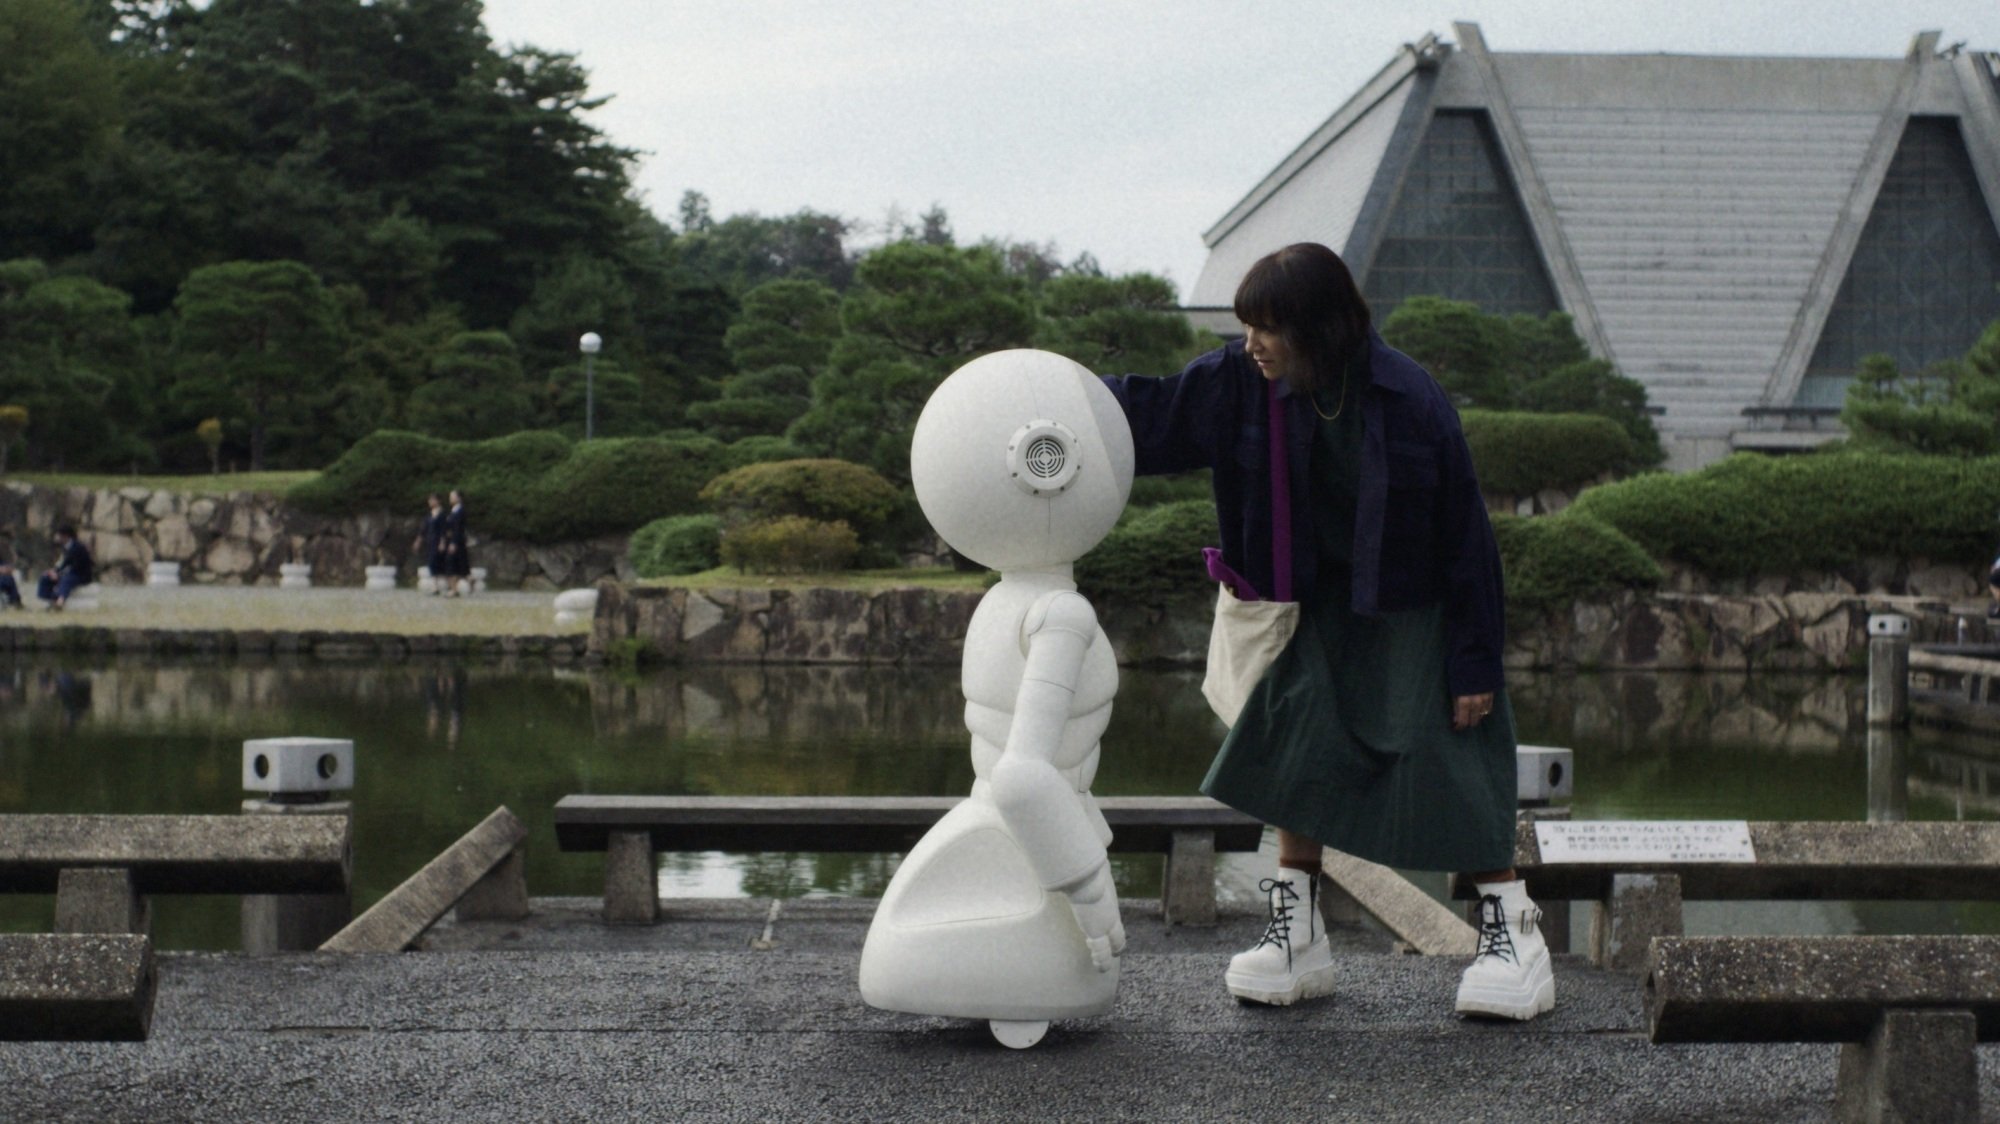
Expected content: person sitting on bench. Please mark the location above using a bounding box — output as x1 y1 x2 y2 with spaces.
0 539 23 609
37 525 93 611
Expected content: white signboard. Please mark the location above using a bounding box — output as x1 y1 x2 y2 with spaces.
1534 820 1756 865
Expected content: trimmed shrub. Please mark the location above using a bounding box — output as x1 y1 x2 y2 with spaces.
724 435 809 468
699 458 902 538
1076 499 1218 606
629 514 724 578
720 516 859 573
1570 449 2000 579
526 436 733 541
289 430 733 543
1461 410 1640 497
1492 511 1661 613
1127 469 1212 508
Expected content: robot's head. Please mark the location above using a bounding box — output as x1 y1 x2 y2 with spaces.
910 350 1134 571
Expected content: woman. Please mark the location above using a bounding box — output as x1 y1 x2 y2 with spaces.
1101 243 1552 1020
412 493 446 594
440 489 472 596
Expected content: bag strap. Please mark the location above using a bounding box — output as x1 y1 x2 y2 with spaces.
1267 380 1293 603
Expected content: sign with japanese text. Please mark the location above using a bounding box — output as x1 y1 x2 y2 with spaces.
1534 820 1756 864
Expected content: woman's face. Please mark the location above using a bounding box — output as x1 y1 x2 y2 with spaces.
1243 324 1293 382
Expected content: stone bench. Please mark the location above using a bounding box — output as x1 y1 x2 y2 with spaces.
1648 935 2000 1123
0 933 156 1041
553 794 1264 926
0 813 352 934
1450 820 2000 969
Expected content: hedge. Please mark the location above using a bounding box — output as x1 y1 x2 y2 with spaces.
1460 410 1640 497
1075 499 1218 606
628 514 723 578
289 429 785 543
720 516 860 573
1491 511 1661 612
1568 449 2000 578
699 458 902 538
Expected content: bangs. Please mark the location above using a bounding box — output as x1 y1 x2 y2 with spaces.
1232 256 1304 330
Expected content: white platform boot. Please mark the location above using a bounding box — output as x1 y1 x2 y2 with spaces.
1455 878 1555 1020
1225 865 1335 1005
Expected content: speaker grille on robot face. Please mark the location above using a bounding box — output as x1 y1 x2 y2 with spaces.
1025 436 1066 478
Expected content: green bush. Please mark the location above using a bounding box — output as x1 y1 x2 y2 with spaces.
1492 511 1662 613
699 458 902 537
1461 410 1642 497
1127 470 1211 508
723 435 809 468
720 516 859 573
1569 449 2000 578
629 514 724 578
289 429 732 543
1076 499 1218 605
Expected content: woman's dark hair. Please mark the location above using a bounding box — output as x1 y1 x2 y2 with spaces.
1232 243 1372 393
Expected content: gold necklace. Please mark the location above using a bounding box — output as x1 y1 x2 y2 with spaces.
1306 367 1349 421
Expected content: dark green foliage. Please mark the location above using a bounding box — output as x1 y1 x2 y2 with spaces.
1383 297 1663 470
1569 449 2000 578
291 428 734 543
1127 470 1213 508
720 516 859 573
698 458 902 538
723 435 810 468
628 514 723 578
406 331 533 441
1037 272 1194 376
1491 511 1662 613
1839 348 2000 456
0 0 123 263
1461 410 1642 496
1075 500 1218 606
530 437 732 541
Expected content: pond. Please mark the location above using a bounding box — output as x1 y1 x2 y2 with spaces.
2 655 1995 949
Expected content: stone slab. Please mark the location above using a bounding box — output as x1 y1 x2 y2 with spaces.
0 813 350 895
1321 848 1477 956
1590 873 1684 972
1456 820 2000 901
321 807 527 953
602 831 658 926
1647 936 2000 1043
1835 1009 1979 1124
0 933 155 1041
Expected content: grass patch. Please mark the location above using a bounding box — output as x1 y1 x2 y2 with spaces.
648 566 993 593
8 471 319 496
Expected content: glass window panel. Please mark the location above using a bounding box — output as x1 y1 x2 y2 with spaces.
1366 111 1559 320
1800 116 2000 403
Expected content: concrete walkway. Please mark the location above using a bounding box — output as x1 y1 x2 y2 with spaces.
7 898 1990 1122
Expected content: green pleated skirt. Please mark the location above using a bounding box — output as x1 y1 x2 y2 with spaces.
1200 593 1517 873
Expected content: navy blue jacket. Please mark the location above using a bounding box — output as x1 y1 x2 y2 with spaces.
1102 333 1506 697
55 536 93 585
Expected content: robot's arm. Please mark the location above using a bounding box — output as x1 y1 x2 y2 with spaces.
988 591 1124 969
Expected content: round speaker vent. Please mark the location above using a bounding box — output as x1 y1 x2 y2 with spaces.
1006 419 1081 496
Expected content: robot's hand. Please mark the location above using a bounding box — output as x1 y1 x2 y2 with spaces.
1066 864 1125 972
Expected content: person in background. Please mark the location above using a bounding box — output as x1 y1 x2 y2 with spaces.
0 538 24 609
1100 243 1552 1021
440 489 471 597
38 525 93 611
413 493 447 595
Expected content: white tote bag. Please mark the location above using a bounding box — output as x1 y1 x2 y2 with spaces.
1201 584 1300 726
1200 380 1300 727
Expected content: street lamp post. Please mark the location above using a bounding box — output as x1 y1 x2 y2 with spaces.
578 332 602 440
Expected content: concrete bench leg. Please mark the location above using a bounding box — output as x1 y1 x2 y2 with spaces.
1590 872 1682 971
604 831 659 925
55 869 149 935
1834 1009 1978 1124
456 847 531 923
1162 830 1217 925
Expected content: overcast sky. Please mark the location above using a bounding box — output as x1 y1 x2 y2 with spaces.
479 1 2000 300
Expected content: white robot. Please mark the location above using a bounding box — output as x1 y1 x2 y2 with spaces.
858 349 1135 1049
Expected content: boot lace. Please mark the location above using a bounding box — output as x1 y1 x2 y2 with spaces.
1252 878 1302 967
1473 894 1538 965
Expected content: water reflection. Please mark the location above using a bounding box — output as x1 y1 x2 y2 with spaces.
2 659 1998 949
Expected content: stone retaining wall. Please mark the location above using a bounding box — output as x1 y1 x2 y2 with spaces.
0 625 589 661
0 482 631 590
592 582 1975 672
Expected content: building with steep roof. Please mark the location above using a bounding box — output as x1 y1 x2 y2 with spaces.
1187 23 2000 470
